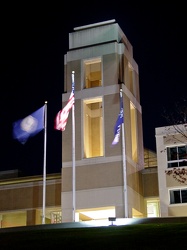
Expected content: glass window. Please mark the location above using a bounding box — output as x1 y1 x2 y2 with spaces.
130 102 138 162
83 97 103 158
178 146 187 159
170 190 181 204
167 146 187 168
167 147 178 161
170 189 187 204
128 62 134 94
50 211 62 224
147 201 160 217
83 58 102 89
181 189 187 203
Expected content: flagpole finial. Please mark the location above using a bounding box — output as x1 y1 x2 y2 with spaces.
45 101 48 104
72 71 75 74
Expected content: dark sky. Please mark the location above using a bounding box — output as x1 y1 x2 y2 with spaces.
0 4 186 176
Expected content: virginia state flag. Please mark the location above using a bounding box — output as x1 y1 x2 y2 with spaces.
13 106 45 144
112 93 124 145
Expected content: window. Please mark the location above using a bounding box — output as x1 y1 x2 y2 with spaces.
130 102 138 162
83 58 102 88
147 200 160 217
167 146 187 168
83 97 103 158
128 62 134 94
170 188 187 204
50 211 62 224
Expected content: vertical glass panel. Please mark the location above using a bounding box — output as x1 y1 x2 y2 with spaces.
83 97 103 158
167 147 177 161
84 58 102 89
130 102 138 162
170 190 181 204
128 62 134 94
178 146 187 160
181 189 187 203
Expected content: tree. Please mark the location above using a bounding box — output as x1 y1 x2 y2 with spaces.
162 97 187 137
161 97 187 144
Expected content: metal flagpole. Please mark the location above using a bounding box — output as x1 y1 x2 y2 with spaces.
120 88 128 218
42 101 47 224
71 71 76 222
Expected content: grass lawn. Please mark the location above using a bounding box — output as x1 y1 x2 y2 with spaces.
0 222 187 249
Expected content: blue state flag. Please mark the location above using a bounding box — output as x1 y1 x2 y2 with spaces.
112 94 124 145
13 106 45 144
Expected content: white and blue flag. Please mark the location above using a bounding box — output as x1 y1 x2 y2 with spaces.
13 106 45 144
112 94 124 145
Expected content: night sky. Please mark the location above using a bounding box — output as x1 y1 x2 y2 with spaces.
0 4 186 176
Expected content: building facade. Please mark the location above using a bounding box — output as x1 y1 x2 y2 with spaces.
0 147 158 228
155 124 187 217
0 20 168 228
0 171 61 228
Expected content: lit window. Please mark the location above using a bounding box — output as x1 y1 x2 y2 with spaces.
83 58 102 89
50 211 62 224
128 62 134 93
147 201 160 217
130 102 138 162
167 146 187 168
83 97 103 158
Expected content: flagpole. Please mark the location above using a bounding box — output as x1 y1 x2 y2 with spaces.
42 101 47 224
71 71 76 222
120 88 128 218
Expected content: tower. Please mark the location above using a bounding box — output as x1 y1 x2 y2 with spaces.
61 19 144 222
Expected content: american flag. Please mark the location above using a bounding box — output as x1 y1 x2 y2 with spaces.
54 90 75 131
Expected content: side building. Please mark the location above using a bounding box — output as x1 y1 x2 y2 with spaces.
0 171 61 227
155 124 187 217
